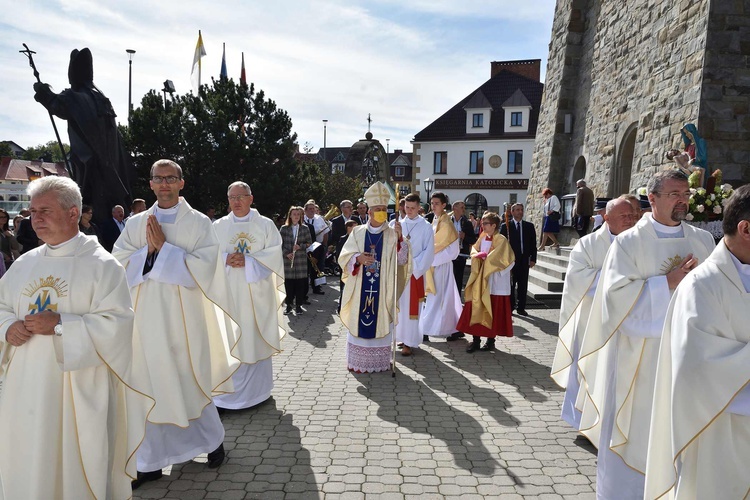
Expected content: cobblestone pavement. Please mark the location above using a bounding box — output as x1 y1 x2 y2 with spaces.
135 282 596 499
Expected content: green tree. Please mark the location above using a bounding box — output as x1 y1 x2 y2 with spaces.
22 141 70 162
0 143 12 158
124 78 320 217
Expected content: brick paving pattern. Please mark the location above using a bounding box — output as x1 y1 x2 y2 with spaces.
134 282 596 499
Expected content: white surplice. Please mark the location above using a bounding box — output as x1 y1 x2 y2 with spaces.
212 210 286 409
113 199 240 471
645 241 750 499
420 215 462 337
0 233 153 499
391 216 434 348
577 214 715 499
551 223 615 431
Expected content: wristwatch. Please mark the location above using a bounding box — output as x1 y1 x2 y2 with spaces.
54 317 63 337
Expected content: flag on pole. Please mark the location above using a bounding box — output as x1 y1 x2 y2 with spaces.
240 52 247 86
191 30 207 93
220 43 228 80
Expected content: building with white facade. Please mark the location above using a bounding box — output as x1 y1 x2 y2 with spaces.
412 60 543 215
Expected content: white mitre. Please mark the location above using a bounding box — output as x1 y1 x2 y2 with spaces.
364 181 390 207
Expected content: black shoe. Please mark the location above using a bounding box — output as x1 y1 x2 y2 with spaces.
480 340 496 351
466 341 481 353
422 335 430 343
303 299 312 305
313 287 325 295
516 309 528 316
446 332 465 341
207 443 225 468
131 470 162 490
216 406 227 415
284 305 293 315
295 306 304 314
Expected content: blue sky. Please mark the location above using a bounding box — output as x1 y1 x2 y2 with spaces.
1 0 555 155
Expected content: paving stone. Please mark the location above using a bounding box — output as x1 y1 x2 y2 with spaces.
132 294 594 499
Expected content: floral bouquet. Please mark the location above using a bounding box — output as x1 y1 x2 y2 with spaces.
687 181 733 222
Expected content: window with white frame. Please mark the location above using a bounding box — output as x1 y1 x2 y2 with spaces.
472 113 484 128
510 112 522 127
470 151 484 174
507 150 523 174
394 166 405 177
434 151 447 174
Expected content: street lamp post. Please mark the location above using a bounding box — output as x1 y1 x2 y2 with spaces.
386 138 390 155
126 49 136 123
423 177 434 209
322 119 328 172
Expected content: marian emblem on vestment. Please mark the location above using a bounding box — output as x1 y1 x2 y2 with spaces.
23 275 68 314
660 254 684 275
230 232 256 254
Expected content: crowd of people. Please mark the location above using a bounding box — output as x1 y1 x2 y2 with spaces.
552 169 749 498
2 163 748 498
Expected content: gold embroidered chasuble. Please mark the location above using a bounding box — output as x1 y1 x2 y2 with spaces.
0 233 154 499
339 224 411 339
113 198 239 427
645 241 750 499
551 223 613 389
577 214 715 473
213 210 286 364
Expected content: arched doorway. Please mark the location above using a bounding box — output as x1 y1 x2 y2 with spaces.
465 193 488 216
572 156 586 184
610 125 636 197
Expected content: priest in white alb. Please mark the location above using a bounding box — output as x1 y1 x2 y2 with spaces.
213 181 285 410
113 159 240 488
0 176 153 499
339 182 410 372
391 193 433 356
551 197 635 431
577 170 715 499
645 183 749 499
420 191 462 340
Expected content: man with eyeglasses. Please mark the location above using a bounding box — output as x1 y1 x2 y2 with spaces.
212 181 285 412
113 159 239 489
576 170 715 499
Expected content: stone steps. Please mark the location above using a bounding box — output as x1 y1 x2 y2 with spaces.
525 245 571 308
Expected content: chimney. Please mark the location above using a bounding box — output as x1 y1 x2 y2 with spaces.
394 149 402 155
491 59 541 81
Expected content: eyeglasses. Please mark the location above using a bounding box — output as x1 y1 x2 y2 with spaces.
654 191 691 200
228 194 251 201
151 176 181 184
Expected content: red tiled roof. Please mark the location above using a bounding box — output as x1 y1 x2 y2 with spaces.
0 157 69 181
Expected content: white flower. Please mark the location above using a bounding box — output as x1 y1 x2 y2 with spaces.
713 205 722 214
697 188 707 196
696 204 705 213
637 187 647 196
690 188 697 195
722 183 733 192
685 213 694 221
710 194 716 201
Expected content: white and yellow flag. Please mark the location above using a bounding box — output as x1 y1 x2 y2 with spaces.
190 30 207 93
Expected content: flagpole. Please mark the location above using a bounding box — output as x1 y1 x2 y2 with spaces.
198 30 202 88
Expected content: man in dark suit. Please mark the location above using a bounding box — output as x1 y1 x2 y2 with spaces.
353 201 369 225
100 204 126 252
573 179 595 238
389 199 405 222
450 200 477 294
329 199 357 245
499 203 537 316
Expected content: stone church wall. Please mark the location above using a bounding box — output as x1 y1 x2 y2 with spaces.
528 0 711 239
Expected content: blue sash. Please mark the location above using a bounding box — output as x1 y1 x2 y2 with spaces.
357 230 384 339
